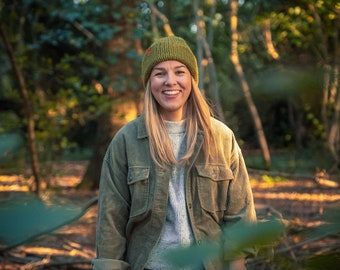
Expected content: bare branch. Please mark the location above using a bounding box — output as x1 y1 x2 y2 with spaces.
262 19 280 60
146 1 174 36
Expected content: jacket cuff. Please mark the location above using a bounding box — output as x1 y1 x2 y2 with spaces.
92 258 131 270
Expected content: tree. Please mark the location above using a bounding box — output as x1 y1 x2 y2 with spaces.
0 0 142 190
264 0 339 167
229 0 271 169
193 0 225 122
80 0 143 189
0 20 41 194
308 1 340 170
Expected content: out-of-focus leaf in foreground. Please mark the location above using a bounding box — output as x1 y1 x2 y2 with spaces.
163 219 285 268
0 194 97 251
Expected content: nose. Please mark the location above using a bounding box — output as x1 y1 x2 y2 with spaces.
165 71 176 85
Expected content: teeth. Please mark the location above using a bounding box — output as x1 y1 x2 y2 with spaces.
163 90 179 95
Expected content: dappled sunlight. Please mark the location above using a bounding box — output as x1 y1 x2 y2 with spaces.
50 175 82 188
0 175 31 192
251 178 316 189
0 161 88 192
251 177 340 228
253 191 340 202
17 245 92 258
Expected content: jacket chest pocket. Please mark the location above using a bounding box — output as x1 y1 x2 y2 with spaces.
127 166 150 217
196 164 233 212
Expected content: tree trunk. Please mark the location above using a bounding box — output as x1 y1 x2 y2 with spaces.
147 1 174 36
193 0 225 122
0 21 41 194
327 65 340 169
262 19 280 60
229 0 271 169
79 1 143 190
81 96 141 190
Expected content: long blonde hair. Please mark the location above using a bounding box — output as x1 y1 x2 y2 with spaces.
143 78 216 167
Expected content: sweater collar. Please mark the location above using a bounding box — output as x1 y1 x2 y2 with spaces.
137 114 204 139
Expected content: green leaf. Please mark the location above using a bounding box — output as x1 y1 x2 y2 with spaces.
162 219 285 268
0 194 97 251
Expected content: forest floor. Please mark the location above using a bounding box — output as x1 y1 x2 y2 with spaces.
0 161 339 269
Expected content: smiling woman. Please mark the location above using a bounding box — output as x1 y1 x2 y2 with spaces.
93 36 257 270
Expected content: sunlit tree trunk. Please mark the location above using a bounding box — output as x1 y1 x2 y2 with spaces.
206 0 216 48
262 19 280 60
147 1 174 37
328 72 340 168
193 0 225 121
229 0 271 169
0 22 41 194
80 0 143 190
193 0 204 91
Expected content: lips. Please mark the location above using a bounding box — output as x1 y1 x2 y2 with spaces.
163 90 181 95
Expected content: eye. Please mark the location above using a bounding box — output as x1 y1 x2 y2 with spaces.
176 69 186 75
152 70 165 77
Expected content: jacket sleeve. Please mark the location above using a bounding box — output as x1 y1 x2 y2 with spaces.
93 132 131 269
223 132 258 260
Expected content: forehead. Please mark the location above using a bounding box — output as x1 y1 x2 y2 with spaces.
153 60 187 69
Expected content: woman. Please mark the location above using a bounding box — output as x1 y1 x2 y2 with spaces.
93 36 257 270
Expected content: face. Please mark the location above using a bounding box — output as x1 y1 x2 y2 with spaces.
149 60 192 121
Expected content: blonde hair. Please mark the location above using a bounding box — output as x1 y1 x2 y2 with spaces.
143 78 216 167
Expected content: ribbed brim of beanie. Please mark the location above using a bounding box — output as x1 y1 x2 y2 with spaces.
141 36 198 87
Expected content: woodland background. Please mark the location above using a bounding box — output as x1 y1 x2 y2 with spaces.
0 0 339 269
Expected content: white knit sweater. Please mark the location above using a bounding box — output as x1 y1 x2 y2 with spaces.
146 120 195 269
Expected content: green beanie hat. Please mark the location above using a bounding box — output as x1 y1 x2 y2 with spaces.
141 36 198 87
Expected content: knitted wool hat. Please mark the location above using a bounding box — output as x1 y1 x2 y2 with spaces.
141 36 198 87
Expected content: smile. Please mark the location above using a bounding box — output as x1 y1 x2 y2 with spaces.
163 90 180 95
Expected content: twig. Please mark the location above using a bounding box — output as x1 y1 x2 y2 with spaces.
23 256 51 270
36 259 92 268
275 232 339 255
248 231 339 264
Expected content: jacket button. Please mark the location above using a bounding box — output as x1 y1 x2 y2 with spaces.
188 203 192 209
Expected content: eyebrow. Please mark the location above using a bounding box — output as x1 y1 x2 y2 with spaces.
152 65 186 71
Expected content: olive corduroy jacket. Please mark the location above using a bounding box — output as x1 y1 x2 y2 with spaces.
93 115 257 270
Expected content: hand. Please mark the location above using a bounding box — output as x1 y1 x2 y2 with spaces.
228 258 245 270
